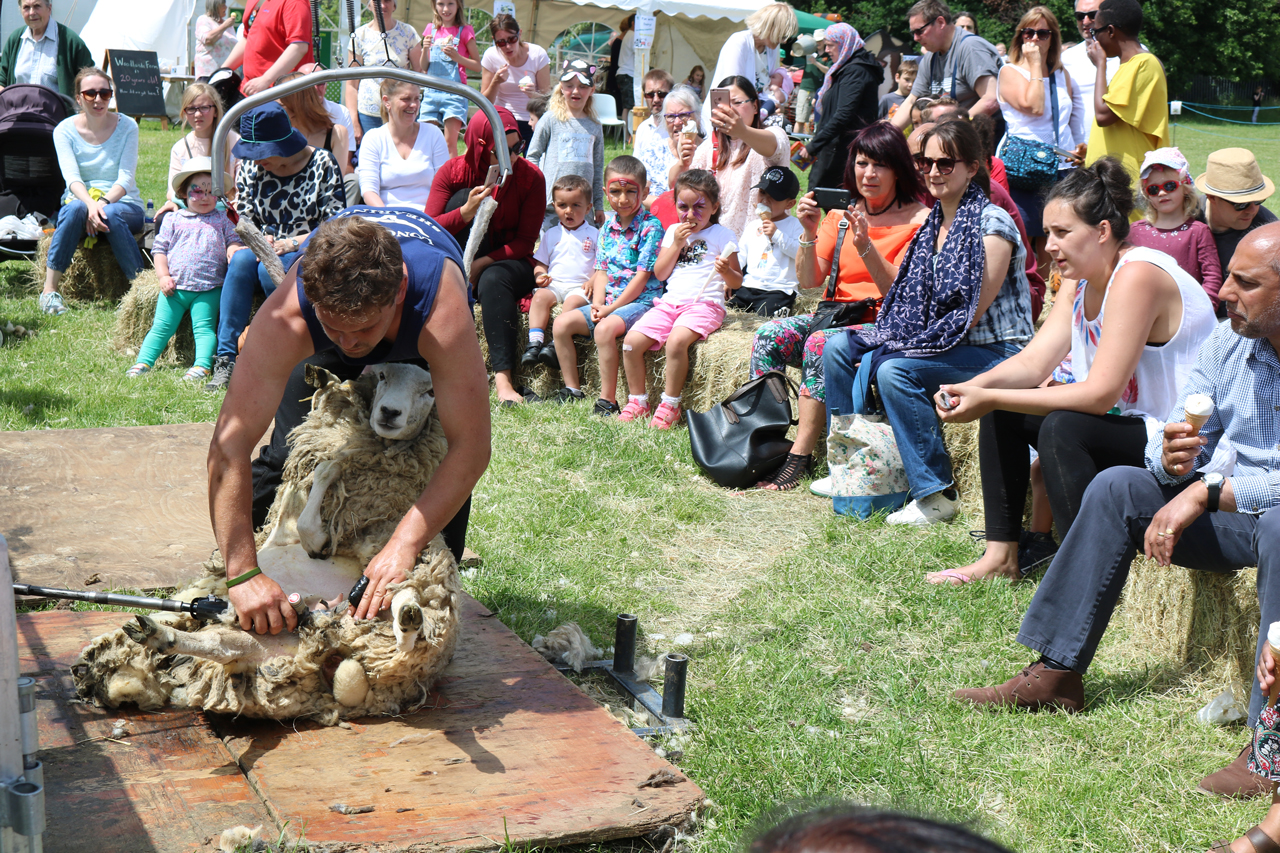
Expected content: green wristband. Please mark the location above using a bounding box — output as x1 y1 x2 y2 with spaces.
226 567 263 588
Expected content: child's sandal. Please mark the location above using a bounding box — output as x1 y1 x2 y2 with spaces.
756 453 813 491
649 401 682 430
183 366 210 381
126 363 150 378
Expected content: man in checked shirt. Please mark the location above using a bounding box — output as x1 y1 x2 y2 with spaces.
950 223 1280 800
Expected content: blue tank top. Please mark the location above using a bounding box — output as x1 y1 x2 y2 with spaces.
297 206 468 365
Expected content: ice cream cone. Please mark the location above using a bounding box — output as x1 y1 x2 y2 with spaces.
1182 393 1214 432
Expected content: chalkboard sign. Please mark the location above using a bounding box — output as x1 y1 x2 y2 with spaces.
104 49 166 117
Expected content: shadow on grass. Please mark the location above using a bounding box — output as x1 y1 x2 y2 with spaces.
1085 660 1211 711
0 259 35 298
0 384 74 423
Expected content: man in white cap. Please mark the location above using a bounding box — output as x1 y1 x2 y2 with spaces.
1197 147 1278 279
793 29 827 135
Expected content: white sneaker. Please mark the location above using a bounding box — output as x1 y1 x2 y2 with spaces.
886 491 958 526
809 476 835 497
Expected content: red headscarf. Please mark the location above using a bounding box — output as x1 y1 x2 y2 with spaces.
461 106 519 200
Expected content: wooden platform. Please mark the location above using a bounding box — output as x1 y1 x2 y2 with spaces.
19 600 703 852
0 423 217 590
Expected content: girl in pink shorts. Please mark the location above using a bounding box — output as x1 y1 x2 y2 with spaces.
620 170 741 428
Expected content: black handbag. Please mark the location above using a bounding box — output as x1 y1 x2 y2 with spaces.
687 370 798 489
806 218 879 342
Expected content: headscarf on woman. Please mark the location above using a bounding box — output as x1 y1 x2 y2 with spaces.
460 105 521 203
813 23 864 123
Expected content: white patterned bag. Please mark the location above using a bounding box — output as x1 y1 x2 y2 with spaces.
828 412 909 519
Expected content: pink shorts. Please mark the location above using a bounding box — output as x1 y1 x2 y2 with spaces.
629 299 726 350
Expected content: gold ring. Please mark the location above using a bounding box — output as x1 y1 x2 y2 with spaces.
1156 531 1167 537
1165 528 1175 535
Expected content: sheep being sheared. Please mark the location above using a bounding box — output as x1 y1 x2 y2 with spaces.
71 363 462 725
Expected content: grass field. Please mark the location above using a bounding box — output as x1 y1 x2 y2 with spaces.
2 116 1279 853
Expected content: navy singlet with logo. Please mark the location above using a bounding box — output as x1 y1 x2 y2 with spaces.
296 206 468 366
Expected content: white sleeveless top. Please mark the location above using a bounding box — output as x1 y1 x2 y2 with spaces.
997 65 1080 167
1069 246 1217 437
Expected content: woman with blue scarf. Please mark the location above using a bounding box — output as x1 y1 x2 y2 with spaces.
824 119 1034 525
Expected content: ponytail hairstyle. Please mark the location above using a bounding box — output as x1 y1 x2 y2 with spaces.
920 117 990 197
712 75 762 171
1047 156 1135 241
673 169 721 225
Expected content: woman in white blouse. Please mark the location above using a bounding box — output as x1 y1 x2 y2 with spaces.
358 79 449 209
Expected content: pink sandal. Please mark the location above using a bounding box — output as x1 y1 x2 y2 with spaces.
649 401 681 430
618 399 651 423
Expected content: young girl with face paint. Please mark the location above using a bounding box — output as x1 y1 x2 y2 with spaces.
619 169 741 428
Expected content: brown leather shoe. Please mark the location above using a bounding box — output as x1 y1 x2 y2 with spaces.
953 662 1084 712
1197 742 1271 799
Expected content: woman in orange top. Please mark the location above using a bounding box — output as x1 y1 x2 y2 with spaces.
751 122 930 490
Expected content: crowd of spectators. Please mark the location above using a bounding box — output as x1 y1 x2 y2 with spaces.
10 0 1280 845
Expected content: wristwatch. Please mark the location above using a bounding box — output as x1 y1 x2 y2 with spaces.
1203 472 1225 513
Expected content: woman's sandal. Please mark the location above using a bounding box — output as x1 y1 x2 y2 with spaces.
1209 826 1280 852
925 569 978 586
756 453 813 491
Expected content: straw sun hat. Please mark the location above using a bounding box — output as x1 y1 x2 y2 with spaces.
1194 148 1275 204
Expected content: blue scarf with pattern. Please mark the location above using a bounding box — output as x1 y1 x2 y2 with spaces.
861 182 988 357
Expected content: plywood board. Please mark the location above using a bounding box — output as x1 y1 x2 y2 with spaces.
0 424 217 589
17 611 276 853
19 599 704 852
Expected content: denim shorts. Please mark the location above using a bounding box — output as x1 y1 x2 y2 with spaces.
575 300 651 334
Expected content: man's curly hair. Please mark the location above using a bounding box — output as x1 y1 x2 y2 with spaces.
301 217 404 318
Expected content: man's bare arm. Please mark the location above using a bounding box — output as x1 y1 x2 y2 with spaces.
208 265 315 633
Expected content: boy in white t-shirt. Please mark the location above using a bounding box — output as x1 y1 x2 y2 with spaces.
522 174 599 369
724 167 803 317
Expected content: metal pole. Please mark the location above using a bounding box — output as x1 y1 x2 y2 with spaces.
613 614 637 674
2 535 22 853
211 68 511 201
661 653 688 719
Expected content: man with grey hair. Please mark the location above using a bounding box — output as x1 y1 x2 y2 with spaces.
891 0 999 129
0 0 93 97
954 222 1280 801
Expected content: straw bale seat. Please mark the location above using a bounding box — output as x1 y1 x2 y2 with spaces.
32 232 143 304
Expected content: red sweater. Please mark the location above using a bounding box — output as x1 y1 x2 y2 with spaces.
424 159 545 264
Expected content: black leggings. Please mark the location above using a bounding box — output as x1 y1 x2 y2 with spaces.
250 349 471 561
443 188 536 374
979 409 1151 542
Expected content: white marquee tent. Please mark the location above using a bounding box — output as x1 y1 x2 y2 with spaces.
398 0 772 87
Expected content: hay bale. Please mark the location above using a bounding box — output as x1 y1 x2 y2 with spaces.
943 421 983 516
113 271 195 365
31 233 139 304
1115 560 1260 695
475 305 767 411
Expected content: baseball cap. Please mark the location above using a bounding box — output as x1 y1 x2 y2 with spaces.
1139 146 1190 181
753 167 800 201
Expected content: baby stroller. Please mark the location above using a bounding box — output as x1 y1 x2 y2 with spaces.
0 84 73 258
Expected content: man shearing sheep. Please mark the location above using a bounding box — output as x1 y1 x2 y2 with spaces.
207 206 491 636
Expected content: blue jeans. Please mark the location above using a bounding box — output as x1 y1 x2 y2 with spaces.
358 112 382 134
1017 467 1279 726
47 199 145 279
824 334 1022 500
215 248 300 360
573 300 651 334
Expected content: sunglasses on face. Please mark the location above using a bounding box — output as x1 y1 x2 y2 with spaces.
493 33 519 47
910 19 935 37
1021 28 1053 40
508 137 525 156
1088 24 1112 37
1073 9 1098 20
915 155 958 175
644 90 669 100
1144 180 1183 196
1221 198 1259 211
81 88 113 100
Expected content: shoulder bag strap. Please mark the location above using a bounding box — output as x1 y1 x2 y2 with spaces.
824 218 849 301
1049 70 1060 145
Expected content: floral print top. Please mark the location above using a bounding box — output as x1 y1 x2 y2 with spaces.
594 209 664 305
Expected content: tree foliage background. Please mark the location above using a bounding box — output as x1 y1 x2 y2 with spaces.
795 0 1280 95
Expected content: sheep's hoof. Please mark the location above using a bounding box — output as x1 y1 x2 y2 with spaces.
123 615 177 653
397 601 424 634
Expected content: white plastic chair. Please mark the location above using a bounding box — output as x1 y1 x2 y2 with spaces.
592 93 629 145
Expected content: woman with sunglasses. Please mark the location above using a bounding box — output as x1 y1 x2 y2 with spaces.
40 67 146 315
157 82 240 220
822 120 1034 526
682 75 788 237
997 6 1086 276
928 156 1216 584
425 107 546 406
480 13 550 146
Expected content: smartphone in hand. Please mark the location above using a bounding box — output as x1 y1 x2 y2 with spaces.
709 87 731 114
812 186 852 212
484 164 500 188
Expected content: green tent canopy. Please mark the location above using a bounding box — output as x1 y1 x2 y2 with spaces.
793 9 835 34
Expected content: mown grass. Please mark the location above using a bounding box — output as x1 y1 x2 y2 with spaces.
2 117 1276 853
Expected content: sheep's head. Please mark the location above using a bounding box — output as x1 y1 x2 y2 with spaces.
369 363 435 440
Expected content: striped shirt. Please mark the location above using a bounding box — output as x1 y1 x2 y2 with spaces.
1144 321 1280 514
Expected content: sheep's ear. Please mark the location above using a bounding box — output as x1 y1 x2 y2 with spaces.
305 364 337 390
